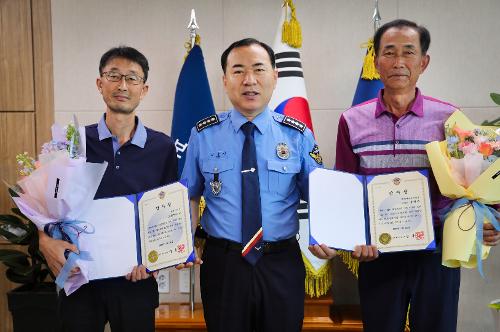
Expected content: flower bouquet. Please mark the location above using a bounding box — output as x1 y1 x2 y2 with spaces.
425 110 499 276
9 117 107 294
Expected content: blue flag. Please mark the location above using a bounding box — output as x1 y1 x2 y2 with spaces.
351 70 384 106
171 45 215 176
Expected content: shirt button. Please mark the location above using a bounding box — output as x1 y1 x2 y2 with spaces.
115 165 120 170
395 140 399 145
396 124 400 128
283 166 287 171
117 151 121 155
214 167 218 172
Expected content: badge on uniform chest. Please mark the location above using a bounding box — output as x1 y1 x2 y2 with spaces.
276 142 290 160
210 172 222 196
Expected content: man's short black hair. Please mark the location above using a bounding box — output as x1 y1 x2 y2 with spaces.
373 19 431 56
221 38 275 73
99 46 150 82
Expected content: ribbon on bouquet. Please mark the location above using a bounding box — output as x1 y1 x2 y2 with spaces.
440 198 500 277
44 220 94 288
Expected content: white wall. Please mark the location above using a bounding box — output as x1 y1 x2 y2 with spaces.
51 0 500 331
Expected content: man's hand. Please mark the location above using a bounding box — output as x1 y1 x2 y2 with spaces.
352 245 379 262
175 245 203 270
483 223 500 246
125 265 154 282
308 244 337 260
38 231 79 276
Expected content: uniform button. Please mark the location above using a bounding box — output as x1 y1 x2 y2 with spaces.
283 166 287 171
214 167 218 172
117 151 121 155
115 165 120 170
395 140 399 144
396 124 400 128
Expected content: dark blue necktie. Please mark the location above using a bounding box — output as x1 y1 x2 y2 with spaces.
240 122 263 265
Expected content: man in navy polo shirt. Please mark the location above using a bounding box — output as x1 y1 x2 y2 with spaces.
38 46 178 332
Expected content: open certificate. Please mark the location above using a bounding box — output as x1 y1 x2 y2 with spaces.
77 181 194 280
309 169 435 253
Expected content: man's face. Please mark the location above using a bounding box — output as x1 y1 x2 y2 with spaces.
96 57 148 114
375 27 430 93
223 44 278 117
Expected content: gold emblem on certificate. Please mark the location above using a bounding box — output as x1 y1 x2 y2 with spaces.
148 250 158 263
276 143 290 160
379 233 392 245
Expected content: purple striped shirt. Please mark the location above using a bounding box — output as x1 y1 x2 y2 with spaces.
335 88 457 226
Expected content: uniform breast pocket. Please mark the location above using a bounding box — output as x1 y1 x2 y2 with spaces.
201 158 234 197
267 160 301 197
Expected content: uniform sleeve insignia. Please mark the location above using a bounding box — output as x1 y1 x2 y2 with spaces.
281 116 306 133
309 144 323 165
196 115 220 132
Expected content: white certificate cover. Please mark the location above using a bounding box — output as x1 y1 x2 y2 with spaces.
77 181 194 280
309 168 435 253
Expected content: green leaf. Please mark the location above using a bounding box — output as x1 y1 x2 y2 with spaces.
491 92 500 106
0 227 17 241
0 214 28 230
5 268 35 284
0 251 29 267
11 208 27 220
8 187 20 198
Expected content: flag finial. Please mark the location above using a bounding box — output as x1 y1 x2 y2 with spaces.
372 0 382 32
281 0 302 48
187 9 200 49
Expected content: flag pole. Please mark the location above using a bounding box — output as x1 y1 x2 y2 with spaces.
186 8 199 314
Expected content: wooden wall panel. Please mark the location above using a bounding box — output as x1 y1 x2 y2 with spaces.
32 0 54 146
0 114 35 332
0 113 35 215
0 0 34 111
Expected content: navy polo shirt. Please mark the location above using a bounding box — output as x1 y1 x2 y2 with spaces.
86 115 178 199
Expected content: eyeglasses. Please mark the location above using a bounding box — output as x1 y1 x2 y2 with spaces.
102 71 144 85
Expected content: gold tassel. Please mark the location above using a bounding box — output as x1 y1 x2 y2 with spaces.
337 249 359 278
199 196 206 216
360 38 380 80
281 0 302 48
405 304 411 331
302 253 332 297
184 34 202 60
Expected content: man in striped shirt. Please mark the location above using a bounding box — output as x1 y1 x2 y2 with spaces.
311 19 499 332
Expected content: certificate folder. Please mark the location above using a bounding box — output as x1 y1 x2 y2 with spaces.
309 169 435 253
78 180 194 280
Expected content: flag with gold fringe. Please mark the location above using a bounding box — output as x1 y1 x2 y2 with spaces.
269 0 331 298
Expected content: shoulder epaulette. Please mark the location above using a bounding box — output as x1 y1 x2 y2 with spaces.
196 115 220 132
281 115 306 133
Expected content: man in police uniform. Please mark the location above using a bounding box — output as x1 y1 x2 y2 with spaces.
180 38 323 332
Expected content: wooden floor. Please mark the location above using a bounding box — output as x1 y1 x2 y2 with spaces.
155 298 363 331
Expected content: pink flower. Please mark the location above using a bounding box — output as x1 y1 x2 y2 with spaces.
459 141 477 155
